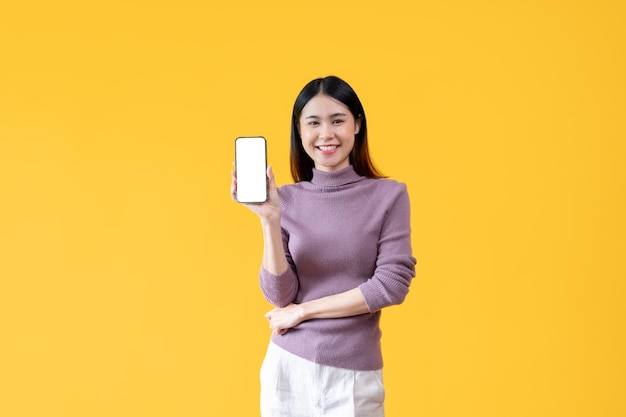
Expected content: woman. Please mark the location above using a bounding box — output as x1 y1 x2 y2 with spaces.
231 76 416 416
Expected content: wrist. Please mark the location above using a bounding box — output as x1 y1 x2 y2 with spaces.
260 214 281 229
298 301 314 322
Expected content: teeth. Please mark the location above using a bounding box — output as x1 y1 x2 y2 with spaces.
319 145 337 151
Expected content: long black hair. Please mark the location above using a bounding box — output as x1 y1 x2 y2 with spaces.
290 76 384 183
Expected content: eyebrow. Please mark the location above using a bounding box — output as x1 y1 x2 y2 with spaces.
304 112 348 119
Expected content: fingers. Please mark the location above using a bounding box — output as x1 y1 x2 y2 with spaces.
267 165 279 194
265 308 286 335
230 168 237 201
266 165 274 188
269 325 287 335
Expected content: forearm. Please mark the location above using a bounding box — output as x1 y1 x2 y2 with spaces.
261 217 289 275
265 287 370 335
301 287 370 321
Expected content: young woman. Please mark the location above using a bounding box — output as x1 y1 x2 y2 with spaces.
231 76 416 416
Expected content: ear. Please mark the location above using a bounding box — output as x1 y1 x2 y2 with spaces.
355 115 363 135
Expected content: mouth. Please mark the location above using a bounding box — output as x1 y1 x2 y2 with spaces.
317 145 339 153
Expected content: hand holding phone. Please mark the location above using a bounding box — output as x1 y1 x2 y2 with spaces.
234 136 268 203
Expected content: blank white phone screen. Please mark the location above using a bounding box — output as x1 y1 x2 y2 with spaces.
235 136 267 203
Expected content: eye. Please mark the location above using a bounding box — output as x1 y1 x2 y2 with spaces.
332 119 345 125
308 121 319 126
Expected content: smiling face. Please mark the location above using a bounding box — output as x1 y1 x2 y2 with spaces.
298 94 362 173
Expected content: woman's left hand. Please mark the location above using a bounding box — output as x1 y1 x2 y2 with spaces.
265 304 305 335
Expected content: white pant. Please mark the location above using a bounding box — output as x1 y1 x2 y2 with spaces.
260 342 385 417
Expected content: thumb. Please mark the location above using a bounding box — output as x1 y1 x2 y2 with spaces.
267 165 279 191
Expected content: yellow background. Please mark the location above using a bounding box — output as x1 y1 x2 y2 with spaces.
1 0 624 416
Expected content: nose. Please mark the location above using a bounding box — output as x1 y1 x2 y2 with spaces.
319 122 334 140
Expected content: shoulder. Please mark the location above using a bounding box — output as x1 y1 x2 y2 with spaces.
276 182 303 196
362 178 412 216
276 182 305 210
365 177 410 197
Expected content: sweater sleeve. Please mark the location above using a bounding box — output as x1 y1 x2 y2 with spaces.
359 183 416 312
259 226 299 308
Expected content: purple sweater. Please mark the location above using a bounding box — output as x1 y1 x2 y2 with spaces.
259 165 416 371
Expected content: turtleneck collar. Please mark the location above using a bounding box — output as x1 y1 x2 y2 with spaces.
309 165 365 187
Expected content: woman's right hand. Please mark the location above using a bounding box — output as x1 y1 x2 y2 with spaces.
232 164 289 275
230 165 281 224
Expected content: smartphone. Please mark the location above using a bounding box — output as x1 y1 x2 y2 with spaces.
235 136 268 203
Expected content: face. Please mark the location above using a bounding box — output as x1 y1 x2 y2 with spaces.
298 94 361 173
